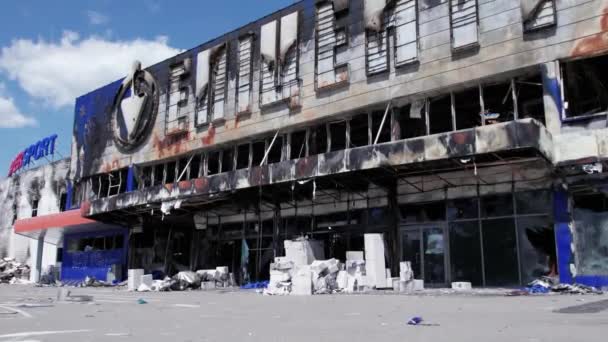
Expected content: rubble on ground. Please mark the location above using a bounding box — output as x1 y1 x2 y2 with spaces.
132 266 234 292
513 276 604 295
0 258 31 284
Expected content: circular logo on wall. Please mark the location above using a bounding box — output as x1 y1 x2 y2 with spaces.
112 60 159 152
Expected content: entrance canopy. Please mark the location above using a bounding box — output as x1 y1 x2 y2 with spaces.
14 210 98 244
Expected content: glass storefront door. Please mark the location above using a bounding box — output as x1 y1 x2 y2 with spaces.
401 225 447 286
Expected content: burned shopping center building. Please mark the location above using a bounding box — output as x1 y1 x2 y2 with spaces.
5 0 608 288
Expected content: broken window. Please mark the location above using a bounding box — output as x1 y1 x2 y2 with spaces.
140 166 153 188
349 114 370 148
396 101 426 139
315 0 349 90
153 164 164 185
372 109 391 143
329 121 347 151
90 176 101 199
515 74 545 124
236 35 254 114
119 168 128 193
266 135 283 164
236 144 251 169
207 152 220 175
251 141 266 166
165 161 176 183
177 158 189 182
221 148 235 172
310 124 328 155
449 0 478 51
189 155 201 179
364 0 389 75
108 171 122 196
166 59 191 134
454 86 482 130
196 44 228 125
562 55 608 118
59 192 67 212
522 0 556 32
31 199 39 217
482 80 515 124
428 95 453 134
393 0 418 66
260 12 300 108
290 130 307 159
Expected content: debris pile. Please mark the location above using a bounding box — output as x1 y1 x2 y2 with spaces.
0 258 30 284
133 266 234 292
515 276 604 295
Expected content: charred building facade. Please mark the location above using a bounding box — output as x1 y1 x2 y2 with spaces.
4 0 608 287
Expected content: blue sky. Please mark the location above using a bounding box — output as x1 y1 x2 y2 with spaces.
0 0 293 173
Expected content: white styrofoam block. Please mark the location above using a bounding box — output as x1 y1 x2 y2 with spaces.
215 266 229 274
336 270 348 289
128 269 144 291
451 282 472 291
141 274 153 287
364 234 386 289
399 280 414 292
291 265 312 296
346 251 364 261
399 261 414 281
285 240 318 266
413 279 424 291
390 277 400 291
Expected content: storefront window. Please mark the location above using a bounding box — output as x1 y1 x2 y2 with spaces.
482 218 519 286
400 202 445 223
573 194 608 276
481 194 513 217
447 198 478 220
449 221 483 286
515 190 551 215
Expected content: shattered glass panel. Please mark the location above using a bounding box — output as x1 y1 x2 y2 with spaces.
573 208 608 276
517 216 554 284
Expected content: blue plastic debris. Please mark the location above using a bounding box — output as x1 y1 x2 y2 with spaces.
137 298 148 304
240 281 269 289
407 316 423 325
525 284 550 294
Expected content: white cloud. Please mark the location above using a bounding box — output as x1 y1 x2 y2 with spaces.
86 10 109 25
0 31 182 108
0 93 37 128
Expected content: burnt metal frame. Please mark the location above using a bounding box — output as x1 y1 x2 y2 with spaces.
314 0 350 91
258 11 302 109
235 34 255 116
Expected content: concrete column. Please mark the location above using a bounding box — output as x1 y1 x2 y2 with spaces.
541 61 563 135
30 230 47 283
